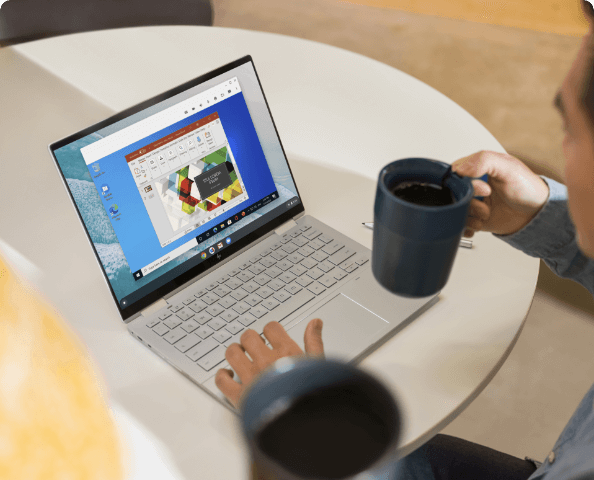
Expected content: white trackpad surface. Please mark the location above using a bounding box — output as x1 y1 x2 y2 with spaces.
286 292 389 362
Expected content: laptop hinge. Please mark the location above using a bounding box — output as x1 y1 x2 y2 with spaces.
274 219 297 236
140 298 168 317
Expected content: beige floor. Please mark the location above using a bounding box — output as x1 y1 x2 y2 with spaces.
213 0 594 462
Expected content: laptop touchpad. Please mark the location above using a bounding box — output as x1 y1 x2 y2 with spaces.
286 293 389 361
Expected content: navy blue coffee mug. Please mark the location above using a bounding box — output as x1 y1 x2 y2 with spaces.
372 158 474 298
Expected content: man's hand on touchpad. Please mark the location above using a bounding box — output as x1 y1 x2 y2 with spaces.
215 319 324 409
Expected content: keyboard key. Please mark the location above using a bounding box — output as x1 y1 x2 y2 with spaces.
249 264 266 275
290 264 308 276
292 236 308 247
345 264 359 273
176 309 194 321
232 302 251 315
318 260 335 273
303 229 321 240
276 260 293 271
206 282 219 291
322 241 344 256
307 282 327 296
318 234 333 244
286 253 303 264
181 320 199 333
170 303 184 313
226 278 243 290
197 346 227 371
239 262 252 270
319 275 337 288
301 225 312 232
237 271 255 283
244 294 262 307
242 281 260 293
333 269 348 281
284 283 302 295
267 279 285 291
164 316 182 329
229 268 241 276
278 271 296 284
195 325 214 339
356 258 369 266
206 304 225 317
237 313 257 327
213 330 232 344
164 328 186 345
273 289 316 325
188 300 208 313
260 257 276 268
300 258 318 269
158 311 172 321
260 248 273 257
195 312 213 324
279 234 292 244
306 267 324 280
219 297 237 309
225 321 244 335
217 275 230 283
175 334 201 353
296 275 313 287
146 317 160 328
281 243 299 254
249 254 262 264
152 323 169 336
309 238 325 250
214 285 232 298
202 293 220 305
183 297 196 305
269 242 282 250
270 250 287 261
264 266 282 279
230 288 249 301
250 306 269 318
329 248 356 266
186 337 218 361
262 299 280 311
289 230 302 238
254 273 271 286
221 310 239 322
207 318 226 331
194 289 207 298
255 286 274 298
311 250 329 263
297 245 315 257
273 291 291 303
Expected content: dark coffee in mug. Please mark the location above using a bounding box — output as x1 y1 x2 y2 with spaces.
255 384 394 479
390 181 456 207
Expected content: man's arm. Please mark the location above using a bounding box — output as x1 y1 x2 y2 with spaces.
494 176 594 296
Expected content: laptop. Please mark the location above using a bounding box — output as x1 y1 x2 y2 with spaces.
49 55 439 412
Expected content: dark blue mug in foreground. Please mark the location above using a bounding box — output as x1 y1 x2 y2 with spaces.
372 158 474 298
240 358 403 480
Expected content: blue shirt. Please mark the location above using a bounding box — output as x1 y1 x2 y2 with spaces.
399 176 594 479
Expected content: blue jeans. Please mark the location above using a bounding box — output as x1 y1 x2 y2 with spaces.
398 434 539 480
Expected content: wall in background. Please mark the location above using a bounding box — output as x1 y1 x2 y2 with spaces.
344 0 590 36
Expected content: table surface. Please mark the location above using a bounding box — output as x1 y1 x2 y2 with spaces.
0 26 539 480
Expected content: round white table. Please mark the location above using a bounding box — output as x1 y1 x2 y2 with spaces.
1 26 539 479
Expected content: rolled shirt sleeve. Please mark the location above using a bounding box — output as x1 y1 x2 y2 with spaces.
493 176 594 296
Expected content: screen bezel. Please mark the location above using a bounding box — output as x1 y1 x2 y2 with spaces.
49 55 305 321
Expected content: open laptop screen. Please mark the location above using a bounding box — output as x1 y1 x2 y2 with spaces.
50 56 303 321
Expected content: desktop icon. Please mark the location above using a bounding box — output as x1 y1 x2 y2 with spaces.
206 232 210 237
220 224 225 229
209 247 215 255
92 163 100 172
109 204 119 216
198 236 202 241
242 211 245 216
217 242 223 250
201 252 207 259
226 237 231 245
144 185 152 193
227 220 232 225
235 216 238 221
213 227 217 233
101 184 109 195
272 193 276 198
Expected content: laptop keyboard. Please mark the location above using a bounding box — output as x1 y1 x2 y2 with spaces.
145 224 369 374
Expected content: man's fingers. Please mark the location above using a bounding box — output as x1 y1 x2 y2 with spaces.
262 321 302 355
241 329 273 367
214 368 242 409
226 343 258 384
304 318 324 357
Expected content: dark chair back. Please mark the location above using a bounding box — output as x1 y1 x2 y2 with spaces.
0 0 213 47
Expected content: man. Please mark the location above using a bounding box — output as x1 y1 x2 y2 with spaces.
215 0 594 478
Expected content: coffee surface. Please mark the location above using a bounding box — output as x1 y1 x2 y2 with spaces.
256 386 393 479
391 181 456 206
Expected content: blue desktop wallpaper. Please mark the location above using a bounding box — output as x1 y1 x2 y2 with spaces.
54 93 298 304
